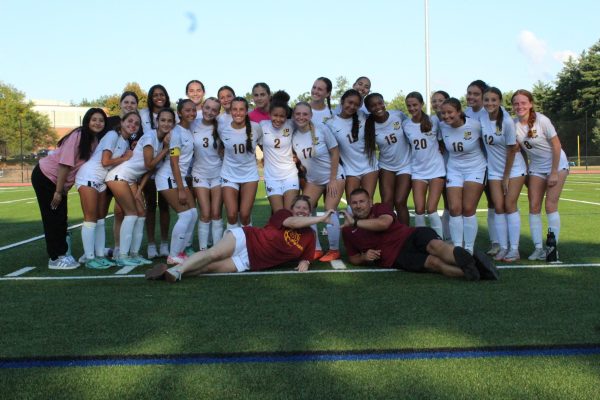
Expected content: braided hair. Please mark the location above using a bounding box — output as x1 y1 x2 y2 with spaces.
406 92 432 133
231 97 253 153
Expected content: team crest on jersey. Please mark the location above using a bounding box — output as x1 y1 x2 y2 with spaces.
393 121 401 130
282 128 291 137
530 129 538 138
463 131 472 140
495 126 503 136
424 131 435 137
283 229 303 251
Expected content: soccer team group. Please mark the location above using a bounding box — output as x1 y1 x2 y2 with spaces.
31 76 569 282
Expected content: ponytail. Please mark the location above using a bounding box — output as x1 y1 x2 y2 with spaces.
309 121 318 156
245 115 253 154
527 111 537 138
364 114 376 166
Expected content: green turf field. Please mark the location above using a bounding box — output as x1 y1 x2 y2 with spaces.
1 175 599 399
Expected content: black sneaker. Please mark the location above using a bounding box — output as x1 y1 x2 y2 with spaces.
473 249 499 280
453 247 480 281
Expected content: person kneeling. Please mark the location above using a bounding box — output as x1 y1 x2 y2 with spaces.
146 195 333 282
341 188 497 281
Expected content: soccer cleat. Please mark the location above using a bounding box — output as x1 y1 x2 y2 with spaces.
145 264 168 280
184 246 195 257
114 256 141 267
147 244 158 259
48 255 80 270
159 242 170 257
494 248 509 262
167 254 186 265
319 250 341 262
130 255 153 265
313 250 324 261
473 249 499 280
85 258 111 270
78 254 87 263
503 248 520 262
528 248 546 261
486 242 501 256
164 267 182 283
453 247 480 281
96 257 116 267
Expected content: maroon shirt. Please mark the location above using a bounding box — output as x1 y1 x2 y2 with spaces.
243 209 315 271
342 203 416 268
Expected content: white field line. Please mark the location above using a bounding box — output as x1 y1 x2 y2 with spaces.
1 263 600 281
0 214 114 252
4 267 36 277
114 265 139 275
560 198 600 206
0 191 77 205
565 181 600 185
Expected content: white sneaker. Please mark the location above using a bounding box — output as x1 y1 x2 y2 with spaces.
159 242 170 257
147 244 158 259
166 254 185 265
48 255 80 270
528 248 546 261
494 248 509 261
78 254 87 263
486 242 501 256
503 248 520 262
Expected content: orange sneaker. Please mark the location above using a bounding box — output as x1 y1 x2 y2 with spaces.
319 250 341 262
313 250 324 261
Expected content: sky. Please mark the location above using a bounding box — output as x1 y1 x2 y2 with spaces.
1 0 599 106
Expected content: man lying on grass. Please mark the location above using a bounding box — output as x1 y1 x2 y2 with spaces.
146 195 333 282
341 188 498 281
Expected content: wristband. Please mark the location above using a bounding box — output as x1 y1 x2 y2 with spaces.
353 219 358 228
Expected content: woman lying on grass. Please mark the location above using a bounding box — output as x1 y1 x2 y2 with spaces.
145 195 333 282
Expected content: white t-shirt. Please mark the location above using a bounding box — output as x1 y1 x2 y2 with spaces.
292 125 344 185
373 110 411 173
325 112 378 176
258 120 297 181
514 113 569 174
77 130 129 183
219 120 263 183
402 118 446 179
107 131 163 182
155 124 194 182
440 117 487 173
191 119 222 180
480 111 526 178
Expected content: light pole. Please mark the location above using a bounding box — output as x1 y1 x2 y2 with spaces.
424 0 431 114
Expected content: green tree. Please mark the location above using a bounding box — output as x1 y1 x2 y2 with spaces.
386 92 408 114
332 76 349 107
0 82 56 158
292 91 311 107
77 82 148 116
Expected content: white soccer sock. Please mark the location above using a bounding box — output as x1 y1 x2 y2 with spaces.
311 224 322 251
495 213 508 249
547 211 561 244
119 215 138 257
198 221 211 250
171 210 193 257
414 214 426 227
184 208 198 249
94 218 106 257
428 212 443 238
442 209 451 241
326 211 340 250
449 216 464 247
529 213 543 248
506 211 521 249
81 221 97 260
211 219 224 244
130 217 146 256
463 215 478 253
226 222 238 231
487 208 498 244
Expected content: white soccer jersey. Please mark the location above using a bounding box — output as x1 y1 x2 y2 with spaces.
402 118 446 179
155 124 194 182
374 110 411 173
465 107 487 123
219 121 263 183
311 106 334 130
191 119 222 180
514 113 569 174
258 119 297 181
217 112 232 126
325 112 378 176
107 132 163 183
292 125 344 185
139 108 156 135
77 130 129 183
480 111 526 178
334 103 369 116
441 118 486 174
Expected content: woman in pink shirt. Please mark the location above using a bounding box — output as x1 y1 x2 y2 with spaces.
31 108 107 270
248 82 272 123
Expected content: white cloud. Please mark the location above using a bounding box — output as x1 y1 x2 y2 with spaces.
517 30 548 64
553 50 578 63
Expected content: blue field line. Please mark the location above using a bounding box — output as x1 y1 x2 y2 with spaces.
2 345 599 369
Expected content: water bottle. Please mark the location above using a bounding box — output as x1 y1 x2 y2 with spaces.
546 228 557 262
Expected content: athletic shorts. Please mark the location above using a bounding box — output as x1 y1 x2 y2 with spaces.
446 170 486 187
75 178 106 193
192 176 222 189
228 227 250 272
221 179 258 190
105 170 136 184
488 171 526 181
412 176 445 185
393 227 440 272
528 167 569 179
155 175 179 191
264 175 299 197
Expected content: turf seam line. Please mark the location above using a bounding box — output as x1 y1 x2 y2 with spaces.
4 267 36 277
2 343 599 369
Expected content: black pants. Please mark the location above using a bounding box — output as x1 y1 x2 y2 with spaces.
31 165 68 260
